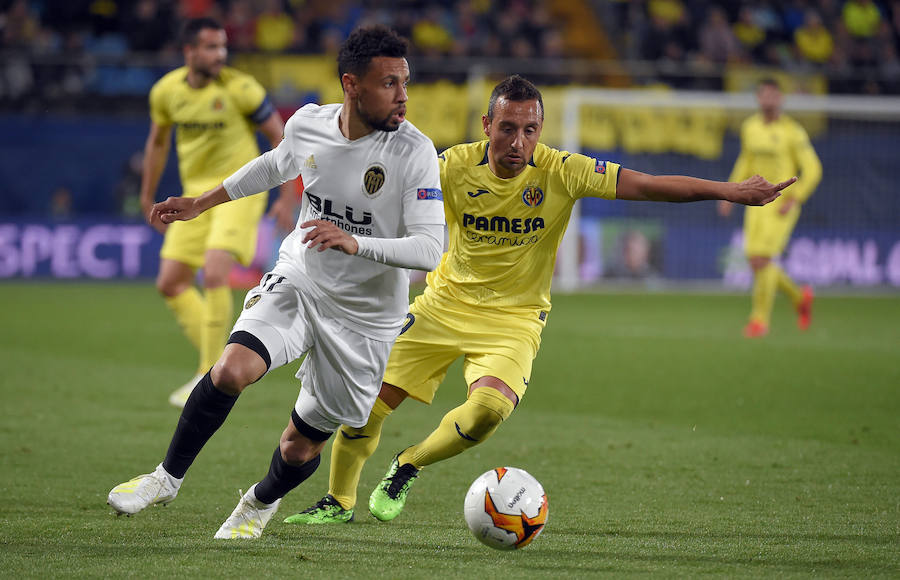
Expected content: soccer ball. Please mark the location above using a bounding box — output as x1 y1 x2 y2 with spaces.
463 467 549 550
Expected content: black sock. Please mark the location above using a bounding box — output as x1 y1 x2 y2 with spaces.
162 371 238 479
254 447 321 504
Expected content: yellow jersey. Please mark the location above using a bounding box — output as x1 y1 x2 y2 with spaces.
149 66 273 195
425 141 620 313
729 113 822 204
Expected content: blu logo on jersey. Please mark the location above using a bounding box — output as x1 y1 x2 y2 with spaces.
522 185 544 207
417 188 443 201
594 159 607 174
305 192 372 225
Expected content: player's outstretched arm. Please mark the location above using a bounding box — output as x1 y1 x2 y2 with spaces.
152 185 231 226
616 168 796 206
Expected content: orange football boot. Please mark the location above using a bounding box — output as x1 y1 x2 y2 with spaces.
797 285 814 331
743 320 769 338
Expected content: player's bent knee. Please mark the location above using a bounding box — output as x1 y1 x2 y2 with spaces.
210 362 253 394
470 387 515 420
156 279 190 298
457 387 516 440
201 268 230 289
748 256 772 271
226 331 272 371
210 346 267 394
156 260 195 297
202 249 236 288
201 258 232 288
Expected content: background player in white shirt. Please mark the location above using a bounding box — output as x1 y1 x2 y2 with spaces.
106 26 445 540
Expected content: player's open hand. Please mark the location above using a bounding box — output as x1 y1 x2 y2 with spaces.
300 219 359 255
730 175 796 206
152 196 202 225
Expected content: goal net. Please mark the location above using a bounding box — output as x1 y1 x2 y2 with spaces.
555 89 900 291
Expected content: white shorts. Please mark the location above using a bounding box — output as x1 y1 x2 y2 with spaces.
231 272 394 432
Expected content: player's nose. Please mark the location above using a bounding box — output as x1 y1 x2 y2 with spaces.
511 130 526 149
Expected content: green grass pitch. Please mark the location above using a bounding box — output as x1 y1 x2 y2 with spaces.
1 283 897 578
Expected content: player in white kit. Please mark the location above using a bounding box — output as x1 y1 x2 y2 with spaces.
106 27 445 540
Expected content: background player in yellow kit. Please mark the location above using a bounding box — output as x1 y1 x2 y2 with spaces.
140 18 295 406
719 78 822 338
285 75 794 524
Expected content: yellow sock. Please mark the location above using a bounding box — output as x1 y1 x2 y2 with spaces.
399 387 514 469
750 263 778 326
200 285 232 372
328 398 393 510
774 265 802 305
164 287 204 353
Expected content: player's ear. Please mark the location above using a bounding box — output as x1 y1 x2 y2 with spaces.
341 73 358 97
482 114 490 137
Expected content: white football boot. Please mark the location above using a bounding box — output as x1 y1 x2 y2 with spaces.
108 463 182 515
214 484 281 539
168 373 204 408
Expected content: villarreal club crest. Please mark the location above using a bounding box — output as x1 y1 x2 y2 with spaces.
522 185 544 207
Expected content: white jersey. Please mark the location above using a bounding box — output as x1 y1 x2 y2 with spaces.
228 103 444 340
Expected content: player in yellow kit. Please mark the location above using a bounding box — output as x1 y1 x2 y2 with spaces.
719 78 822 338
140 18 294 406
284 75 794 524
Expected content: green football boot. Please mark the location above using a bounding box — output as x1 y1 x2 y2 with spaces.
283 494 354 525
368 454 420 522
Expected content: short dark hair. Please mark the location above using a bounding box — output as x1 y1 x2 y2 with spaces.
337 26 409 80
757 77 781 91
181 18 224 47
487 75 544 120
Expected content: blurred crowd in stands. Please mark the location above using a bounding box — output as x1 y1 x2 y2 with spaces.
1 0 899 106
617 0 900 93
0 0 562 58
0 0 564 106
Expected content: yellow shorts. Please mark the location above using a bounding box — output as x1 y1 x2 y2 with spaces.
160 191 268 269
382 290 546 405
743 202 801 258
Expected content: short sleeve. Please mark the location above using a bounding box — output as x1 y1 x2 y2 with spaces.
229 73 273 123
437 147 451 189
401 141 445 227
148 81 170 126
560 152 620 200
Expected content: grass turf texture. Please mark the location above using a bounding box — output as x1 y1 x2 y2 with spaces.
0 283 897 578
